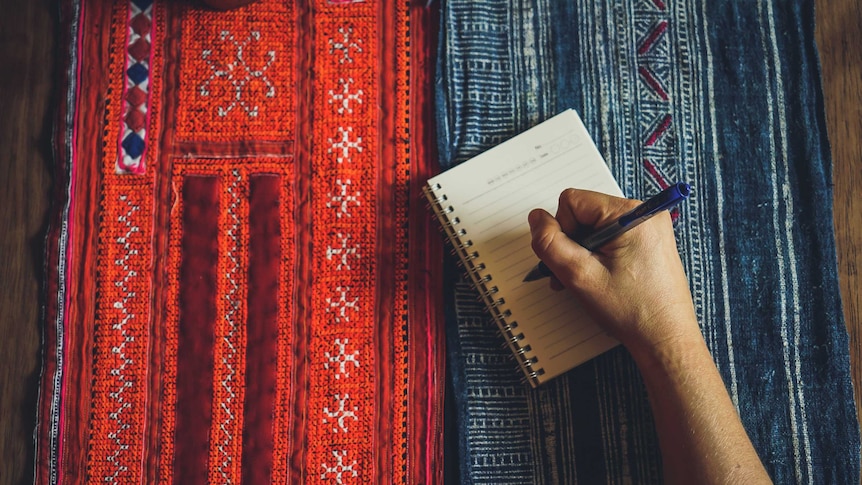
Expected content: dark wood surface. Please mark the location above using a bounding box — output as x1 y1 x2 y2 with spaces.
0 0 54 484
0 1 859 484
815 0 862 451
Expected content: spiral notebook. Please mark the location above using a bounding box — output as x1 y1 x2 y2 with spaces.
425 109 624 386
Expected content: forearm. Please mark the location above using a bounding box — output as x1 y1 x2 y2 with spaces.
527 190 771 483
630 334 772 485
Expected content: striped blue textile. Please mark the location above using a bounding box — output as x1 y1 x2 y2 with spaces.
437 1 860 483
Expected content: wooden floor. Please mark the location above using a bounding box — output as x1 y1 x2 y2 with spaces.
0 1 858 484
0 0 55 483
815 3 862 456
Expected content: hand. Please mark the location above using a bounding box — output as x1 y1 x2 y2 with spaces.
530 189 772 484
527 188 701 358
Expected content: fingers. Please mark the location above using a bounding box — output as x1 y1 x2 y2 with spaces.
554 188 641 236
527 208 590 285
528 189 641 289
527 208 564 259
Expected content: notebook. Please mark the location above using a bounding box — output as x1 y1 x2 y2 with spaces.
424 109 624 386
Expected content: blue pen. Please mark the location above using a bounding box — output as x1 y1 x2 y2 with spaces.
523 182 691 282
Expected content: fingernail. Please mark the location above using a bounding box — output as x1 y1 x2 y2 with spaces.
527 209 541 229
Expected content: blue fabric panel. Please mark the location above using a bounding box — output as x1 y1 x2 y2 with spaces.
437 0 860 483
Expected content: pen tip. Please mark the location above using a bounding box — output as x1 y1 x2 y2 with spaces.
523 267 543 282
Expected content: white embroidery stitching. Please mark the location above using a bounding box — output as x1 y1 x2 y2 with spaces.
321 450 359 483
324 338 360 380
328 127 363 164
200 30 276 118
326 179 361 219
325 286 359 323
328 26 362 63
106 194 140 483
325 232 359 271
322 393 359 433
328 77 364 114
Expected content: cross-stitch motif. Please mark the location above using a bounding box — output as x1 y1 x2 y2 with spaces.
329 26 363 63
103 195 139 482
39 0 430 482
88 188 154 483
324 338 361 379
327 179 361 218
326 286 359 323
322 393 359 433
328 78 364 114
176 0 294 141
200 31 276 118
321 450 359 483
161 160 293 484
310 30 376 474
104 195 139 480
209 169 246 484
85 2 160 480
325 233 360 271
328 127 363 164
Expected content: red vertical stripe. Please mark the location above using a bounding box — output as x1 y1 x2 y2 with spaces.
173 176 219 485
241 175 281 484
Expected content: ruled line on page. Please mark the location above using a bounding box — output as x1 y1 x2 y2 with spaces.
468 168 609 243
465 147 591 217
548 332 606 360
462 142 584 208
460 134 581 206
496 250 533 275
427 109 625 383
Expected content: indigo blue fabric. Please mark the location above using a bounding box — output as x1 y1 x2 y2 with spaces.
437 0 860 483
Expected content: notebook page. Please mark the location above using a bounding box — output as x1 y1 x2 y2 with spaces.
429 109 624 383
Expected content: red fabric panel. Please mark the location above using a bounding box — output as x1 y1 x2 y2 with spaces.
241 174 281 484
173 176 219 485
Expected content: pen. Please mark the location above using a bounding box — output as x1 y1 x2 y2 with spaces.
523 182 691 282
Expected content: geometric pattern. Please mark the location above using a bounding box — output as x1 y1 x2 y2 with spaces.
87 188 152 484
35 0 440 483
438 0 859 483
117 0 154 174
160 160 295 485
175 0 295 141
200 31 276 118
634 0 680 220
308 3 379 481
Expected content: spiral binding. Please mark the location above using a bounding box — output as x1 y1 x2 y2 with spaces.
423 182 545 385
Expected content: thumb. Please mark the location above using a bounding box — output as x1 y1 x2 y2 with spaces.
528 208 591 286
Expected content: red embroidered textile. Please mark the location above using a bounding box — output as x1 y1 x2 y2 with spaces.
35 0 443 483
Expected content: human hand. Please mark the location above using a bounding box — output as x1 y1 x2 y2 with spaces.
530 190 771 484
527 188 702 359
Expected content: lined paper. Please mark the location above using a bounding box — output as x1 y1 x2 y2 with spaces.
427 110 624 385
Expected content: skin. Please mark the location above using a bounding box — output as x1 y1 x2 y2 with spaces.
528 188 772 485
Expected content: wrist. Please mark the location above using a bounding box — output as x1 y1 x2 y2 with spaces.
625 329 710 377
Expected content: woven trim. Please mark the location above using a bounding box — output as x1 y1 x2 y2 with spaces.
85 2 161 482
116 0 155 174
308 3 378 480
392 0 412 481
